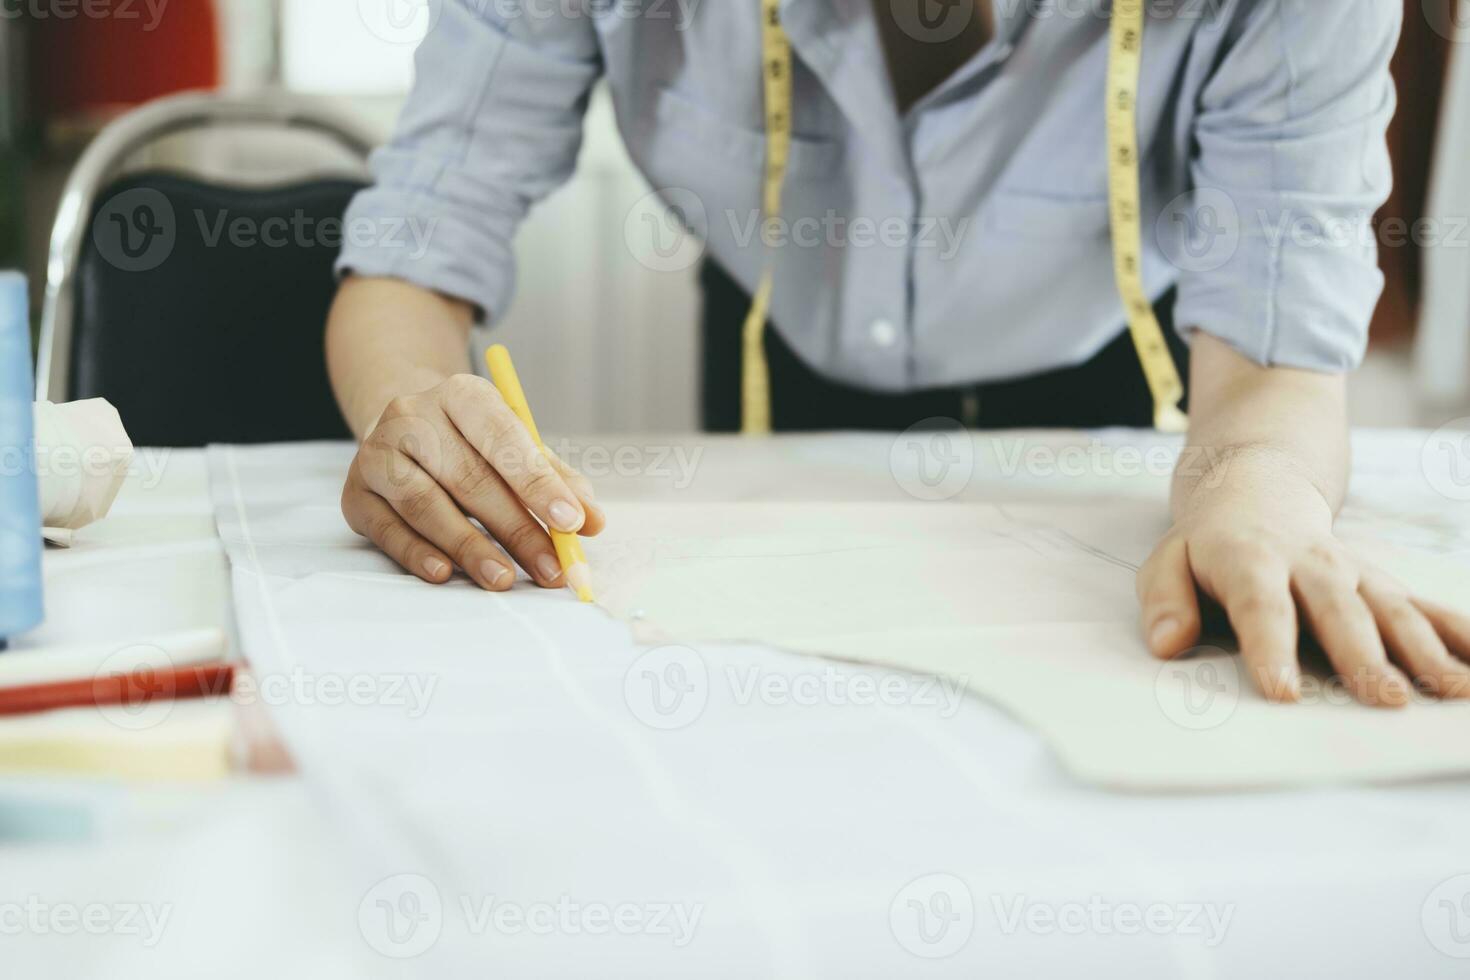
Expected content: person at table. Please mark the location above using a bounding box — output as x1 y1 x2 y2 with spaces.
325 1 1470 706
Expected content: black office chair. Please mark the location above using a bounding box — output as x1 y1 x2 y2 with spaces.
37 92 376 446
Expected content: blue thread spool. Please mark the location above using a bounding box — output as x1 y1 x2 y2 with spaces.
0 271 43 649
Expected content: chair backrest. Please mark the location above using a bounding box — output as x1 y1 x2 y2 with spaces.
69 171 363 446
38 91 377 447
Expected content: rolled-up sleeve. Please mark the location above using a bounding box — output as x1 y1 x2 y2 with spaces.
336 1 601 322
1174 0 1400 372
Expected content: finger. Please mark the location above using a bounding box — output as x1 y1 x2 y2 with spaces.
1292 563 1411 707
362 457 516 592
1413 598 1470 663
544 447 606 536
1214 559 1301 703
439 374 587 533
408 428 565 588
1359 575 1470 699
1136 534 1202 659
344 487 453 585
483 505 567 589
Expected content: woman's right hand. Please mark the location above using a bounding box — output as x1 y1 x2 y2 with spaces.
340 373 605 591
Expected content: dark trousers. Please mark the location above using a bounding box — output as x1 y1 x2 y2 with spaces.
699 261 1189 432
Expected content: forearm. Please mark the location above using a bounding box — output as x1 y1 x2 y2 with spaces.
326 276 477 439
1172 332 1350 525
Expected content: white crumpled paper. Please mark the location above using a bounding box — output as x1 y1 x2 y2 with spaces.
34 399 132 547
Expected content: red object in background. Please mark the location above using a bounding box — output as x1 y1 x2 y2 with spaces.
29 0 220 121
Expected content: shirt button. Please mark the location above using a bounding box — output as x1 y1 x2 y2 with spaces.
869 318 898 348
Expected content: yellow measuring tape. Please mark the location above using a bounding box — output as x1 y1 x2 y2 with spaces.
739 0 792 435
744 0 1188 434
1105 0 1189 432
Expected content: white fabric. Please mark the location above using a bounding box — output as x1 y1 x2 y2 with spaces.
204 434 1470 978
1 452 366 980
34 399 133 547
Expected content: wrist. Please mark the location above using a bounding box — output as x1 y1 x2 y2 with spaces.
1173 444 1336 529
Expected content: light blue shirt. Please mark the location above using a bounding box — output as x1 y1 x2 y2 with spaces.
339 0 1399 392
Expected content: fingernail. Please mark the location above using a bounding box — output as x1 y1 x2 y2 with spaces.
535 553 564 583
480 561 511 590
423 557 449 579
548 499 583 532
1148 617 1178 652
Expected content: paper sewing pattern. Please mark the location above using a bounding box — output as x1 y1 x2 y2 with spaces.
588 500 1470 789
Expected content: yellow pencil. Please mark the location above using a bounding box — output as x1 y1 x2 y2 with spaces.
484 344 595 603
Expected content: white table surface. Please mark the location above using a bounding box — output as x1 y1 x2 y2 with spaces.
2 452 376 979
5 432 1470 979
217 432 1470 978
